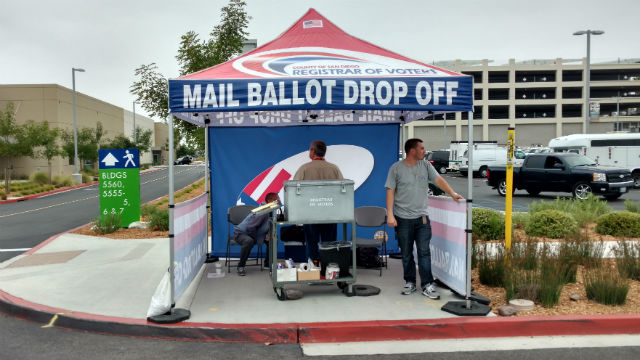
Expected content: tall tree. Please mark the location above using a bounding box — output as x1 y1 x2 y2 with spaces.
130 0 250 151
103 127 153 154
60 122 105 172
0 103 38 192
28 121 61 183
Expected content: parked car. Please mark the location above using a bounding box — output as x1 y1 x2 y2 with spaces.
174 156 193 165
426 151 450 174
460 147 526 178
485 153 633 200
548 133 640 188
428 181 445 196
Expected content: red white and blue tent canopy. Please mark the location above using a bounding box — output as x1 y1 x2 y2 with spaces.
168 8 473 127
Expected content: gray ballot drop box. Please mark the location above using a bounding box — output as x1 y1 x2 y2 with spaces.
283 180 355 222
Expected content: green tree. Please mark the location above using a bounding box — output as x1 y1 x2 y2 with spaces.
60 122 105 172
0 103 38 192
133 127 153 153
130 0 250 152
103 127 153 152
28 121 61 183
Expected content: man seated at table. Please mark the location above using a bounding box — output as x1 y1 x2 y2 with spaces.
234 192 280 276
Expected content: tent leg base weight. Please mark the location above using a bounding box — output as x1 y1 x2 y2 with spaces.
441 301 491 316
147 308 191 324
468 292 490 305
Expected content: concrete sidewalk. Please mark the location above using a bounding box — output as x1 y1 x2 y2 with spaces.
1 231 639 344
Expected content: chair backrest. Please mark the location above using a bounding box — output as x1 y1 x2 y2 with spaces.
228 205 256 226
354 206 386 227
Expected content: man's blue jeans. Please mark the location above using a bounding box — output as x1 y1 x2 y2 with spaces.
395 216 434 288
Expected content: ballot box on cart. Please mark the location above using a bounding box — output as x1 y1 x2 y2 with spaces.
283 180 355 223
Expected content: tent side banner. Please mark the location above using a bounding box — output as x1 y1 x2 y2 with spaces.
169 77 472 115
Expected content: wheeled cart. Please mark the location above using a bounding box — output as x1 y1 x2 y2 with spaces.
268 219 357 301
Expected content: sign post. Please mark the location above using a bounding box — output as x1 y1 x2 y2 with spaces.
505 127 515 252
98 148 140 227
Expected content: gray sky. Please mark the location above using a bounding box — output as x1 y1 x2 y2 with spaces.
1 0 638 119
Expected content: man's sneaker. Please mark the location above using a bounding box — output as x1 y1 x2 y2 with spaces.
236 266 246 276
422 283 440 299
402 282 417 295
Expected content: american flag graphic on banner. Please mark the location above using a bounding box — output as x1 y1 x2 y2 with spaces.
303 19 323 28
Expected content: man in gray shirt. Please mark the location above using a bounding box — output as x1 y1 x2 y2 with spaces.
385 138 463 298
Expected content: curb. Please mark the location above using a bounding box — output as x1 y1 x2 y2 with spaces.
1 285 639 344
0 167 164 205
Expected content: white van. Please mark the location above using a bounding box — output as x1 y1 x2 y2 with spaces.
449 141 498 171
459 147 525 177
548 133 640 187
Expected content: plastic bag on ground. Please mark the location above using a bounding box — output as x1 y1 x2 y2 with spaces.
146 271 172 318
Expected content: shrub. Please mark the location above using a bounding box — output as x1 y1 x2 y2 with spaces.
509 237 539 270
538 256 569 308
625 199 640 213
525 209 578 238
93 213 121 234
511 212 530 229
572 194 613 226
529 195 611 227
472 208 505 241
560 231 604 269
584 268 629 306
149 209 169 231
52 175 73 187
616 240 640 281
81 173 93 184
503 265 539 302
477 244 505 287
30 172 49 185
141 204 158 218
596 211 640 237
0 190 5 200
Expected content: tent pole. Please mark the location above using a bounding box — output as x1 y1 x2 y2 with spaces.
401 119 406 159
168 113 176 304
205 120 210 255
204 117 217 262
466 110 473 309
443 116 447 150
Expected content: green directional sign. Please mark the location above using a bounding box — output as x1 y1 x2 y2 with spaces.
99 149 140 227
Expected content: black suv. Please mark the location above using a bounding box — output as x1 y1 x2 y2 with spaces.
174 156 193 165
426 151 450 174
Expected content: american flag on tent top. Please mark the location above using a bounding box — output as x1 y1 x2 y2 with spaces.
168 8 473 127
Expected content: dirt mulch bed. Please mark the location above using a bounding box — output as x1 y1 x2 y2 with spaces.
473 260 640 316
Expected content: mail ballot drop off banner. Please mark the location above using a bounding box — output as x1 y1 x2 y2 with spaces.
99 149 141 227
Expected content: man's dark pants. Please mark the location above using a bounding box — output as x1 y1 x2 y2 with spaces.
395 216 434 289
304 224 337 261
236 233 267 267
